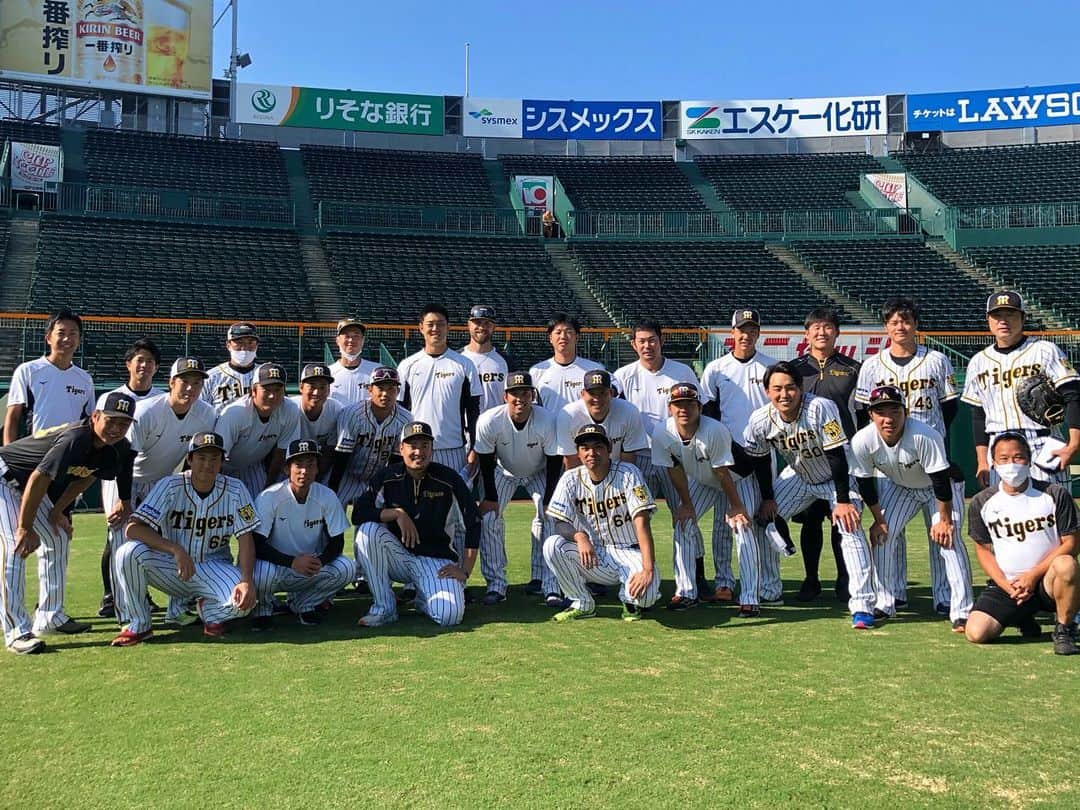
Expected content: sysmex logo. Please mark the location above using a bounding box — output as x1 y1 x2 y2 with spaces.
469 107 519 126
251 89 277 113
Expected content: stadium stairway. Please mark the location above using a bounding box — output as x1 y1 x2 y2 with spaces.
282 149 317 234
0 215 39 312
298 235 341 322
483 160 514 207
677 161 730 213
542 241 617 328
764 244 877 323
924 238 1072 330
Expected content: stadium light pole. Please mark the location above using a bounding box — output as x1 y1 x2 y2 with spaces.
464 42 470 97
230 0 239 135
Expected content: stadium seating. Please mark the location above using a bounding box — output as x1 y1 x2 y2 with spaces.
788 239 1040 330
0 119 62 145
84 130 291 197
498 156 706 211
695 152 883 211
965 244 1080 327
569 241 849 329
896 142 1080 206
302 146 495 209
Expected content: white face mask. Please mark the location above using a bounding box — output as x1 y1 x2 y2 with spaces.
995 462 1030 488
339 349 362 363
229 349 257 367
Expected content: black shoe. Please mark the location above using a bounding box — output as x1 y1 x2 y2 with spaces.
1017 615 1042 638
796 578 822 602
872 608 891 621
97 599 115 618
524 579 544 596
1052 623 1078 655
298 611 322 627
481 591 506 606
586 582 609 598
353 580 370 595
271 599 291 616
399 586 417 603
251 615 273 632
895 599 909 609
934 602 951 616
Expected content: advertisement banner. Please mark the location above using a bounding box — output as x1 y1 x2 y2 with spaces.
906 83 1080 132
463 97 522 138
680 96 887 139
0 1 213 99
523 100 662 140
10 143 62 191
514 176 554 212
709 327 890 364
866 173 907 208
235 83 445 135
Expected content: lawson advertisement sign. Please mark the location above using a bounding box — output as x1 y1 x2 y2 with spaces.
907 82 1080 132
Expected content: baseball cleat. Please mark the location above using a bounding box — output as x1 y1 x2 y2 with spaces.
298 611 322 626
1017 615 1042 638
934 602 951 616
851 611 875 630
872 608 892 621
736 604 760 618
202 621 227 638
796 578 822 602
666 595 698 611
586 583 609 597
710 586 735 604
250 616 273 632
621 603 642 622
97 598 116 618
544 593 570 609
398 586 417 603
895 599 909 609
111 628 153 647
357 612 396 628
353 580 370 594
8 633 45 655
481 591 506 606
951 618 967 634
524 579 544 596
39 618 91 636
1052 623 1078 656
761 596 785 607
553 606 595 623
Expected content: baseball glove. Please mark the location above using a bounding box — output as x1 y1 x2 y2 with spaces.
1016 374 1065 427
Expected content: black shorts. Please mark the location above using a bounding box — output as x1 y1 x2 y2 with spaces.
972 579 1056 627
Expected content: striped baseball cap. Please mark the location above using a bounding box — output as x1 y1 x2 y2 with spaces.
188 431 226 455
300 363 334 383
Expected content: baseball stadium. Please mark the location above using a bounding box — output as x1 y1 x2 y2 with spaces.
0 2 1079 808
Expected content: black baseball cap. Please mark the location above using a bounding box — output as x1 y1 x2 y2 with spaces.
300 363 334 383
574 423 611 447
400 421 434 443
583 369 612 392
95 391 137 420
867 385 906 410
731 309 761 328
337 317 367 334
253 362 287 386
505 371 534 391
986 291 1024 314
170 357 209 379
285 438 321 461
227 322 258 341
669 382 699 403
369 366 400 385
469 305 496 322
188 431 226 455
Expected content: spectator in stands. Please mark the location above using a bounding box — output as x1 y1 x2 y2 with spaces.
542 209 561 238
202 323 260 412
329 318 380 407
791 307 861 603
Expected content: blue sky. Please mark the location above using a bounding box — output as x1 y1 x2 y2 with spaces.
212 1 1076 98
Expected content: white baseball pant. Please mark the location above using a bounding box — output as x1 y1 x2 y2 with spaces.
252 556 356 617
480 468 554 596
542 534 660 614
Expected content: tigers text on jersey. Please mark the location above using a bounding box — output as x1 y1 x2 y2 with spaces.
7 357 95 434
855 346 958 436
968 480 1079 581
329 359 381 406
556 399 649 458
290 395 342 449
961 338 1079 433
397 349 481 450
254 480 350 558
215 395 302 474
546 461 656 549
335 402 414 481
133 471 260 562
850 418 949 490
461 348 509 412
529 357 607 414
651 414 735 489
743 394 849 485
699 351 777 436
128 395 217 482
614 358 699 446
474 404 559 478
202 362 255 411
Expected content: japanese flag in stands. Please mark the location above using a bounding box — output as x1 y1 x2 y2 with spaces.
515 176 554 212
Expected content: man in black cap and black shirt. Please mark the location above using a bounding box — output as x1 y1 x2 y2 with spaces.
0 391 136 653
791 307 861 602
353 421 483 628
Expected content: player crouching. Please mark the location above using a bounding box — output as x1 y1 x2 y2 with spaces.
250 440 355 630
543 424 660 622
111 432 260 646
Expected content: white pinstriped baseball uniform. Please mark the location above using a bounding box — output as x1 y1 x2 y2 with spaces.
556 399 649 459
743 395 874 616
202 363 254 411
851 419 973 621
215 395 302 495
544 462 660 613
333 402 414 506
474 403 560 596
461 348 509 413
329 359 381 407
112 471 260 635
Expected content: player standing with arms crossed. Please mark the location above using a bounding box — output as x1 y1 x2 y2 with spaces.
530 313 609 413
202 323 260 411
110 431 259 645
474 371 563 606
851 385 973 630
329 318 380 407
543 424 661 623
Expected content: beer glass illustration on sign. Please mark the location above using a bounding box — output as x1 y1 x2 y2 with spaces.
147 0 193 90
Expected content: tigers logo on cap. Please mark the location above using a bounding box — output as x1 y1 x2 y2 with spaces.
401 421 434 442
506 371 533 390
584 370 611 390
300 363 334 382
286 439 321 460
573 423 611 446
669 383 699 403
188 431 226 455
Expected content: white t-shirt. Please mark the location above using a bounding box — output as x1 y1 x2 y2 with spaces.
461 347 509 413
743 394 849 485
699 350 776 436
850 417 949 490
254 480 350 557
215 395 302 474
614 358 699 447
290 394 342 450
547 461 655 549
328 358 381 407
855 346 958 436
651 415 735 489
202 362 255 411
529 356 608 414
7 357 95 433
128 394 217 483
474 404 559 478
556 398 649 458
397 348 481 450
334 402 414 481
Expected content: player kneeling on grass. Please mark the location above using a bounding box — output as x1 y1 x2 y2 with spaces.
851 386 973 631
965 432 1079 655
353 422 482 628
543 423 660 622
111 432 259 646
250 440 355 630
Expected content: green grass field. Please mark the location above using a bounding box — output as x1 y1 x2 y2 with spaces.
2 506 1078 809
